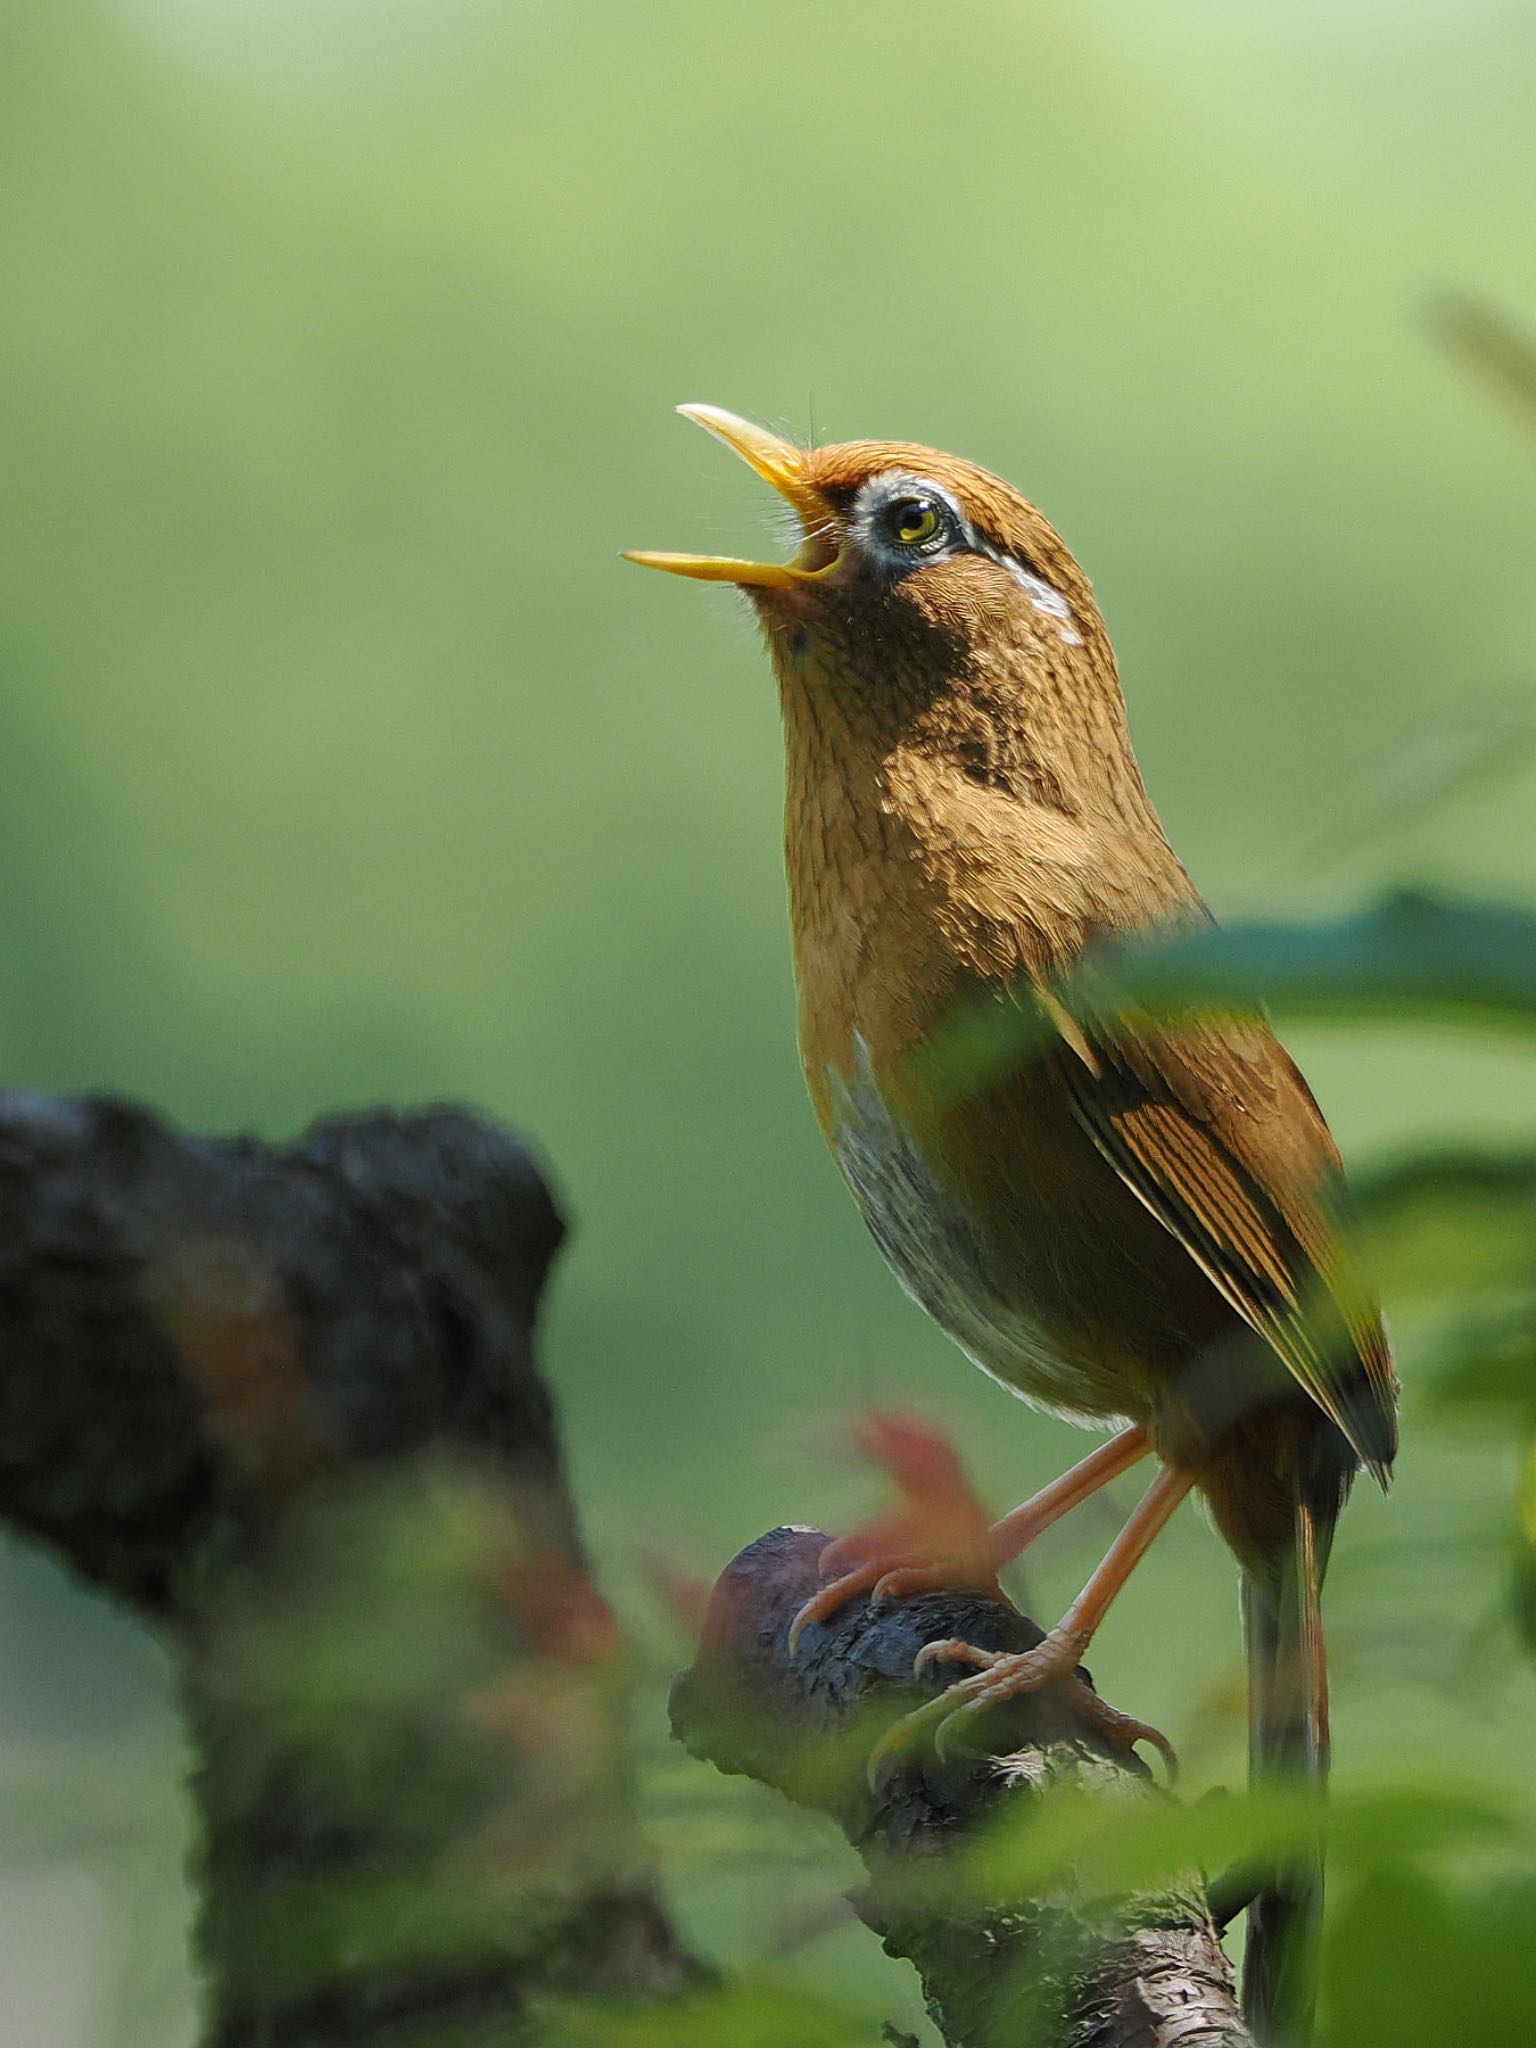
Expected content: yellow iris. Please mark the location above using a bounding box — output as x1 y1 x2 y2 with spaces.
893 498 940 546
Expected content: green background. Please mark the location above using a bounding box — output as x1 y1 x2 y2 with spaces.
2 1 1535 2041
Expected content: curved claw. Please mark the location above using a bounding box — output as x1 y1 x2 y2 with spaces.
1070 1681 1180 1783
789 1552 997 1658
865 1634 1178 1793
932 1693 990 1765
866 1689 954 1793
787 1556 892 1656
865 1655 1014 1790
912 1636 1004 1680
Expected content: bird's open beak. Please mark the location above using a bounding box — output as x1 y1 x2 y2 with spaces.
623 404 839 589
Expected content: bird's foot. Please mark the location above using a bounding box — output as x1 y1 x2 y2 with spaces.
866 1627 1177 1790
787 1410 1007 1655
787 1543 1004 1657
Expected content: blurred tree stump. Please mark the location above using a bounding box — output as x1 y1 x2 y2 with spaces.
673 1526 1252 2048
0 1093 697 2046
0 1086 1252 2048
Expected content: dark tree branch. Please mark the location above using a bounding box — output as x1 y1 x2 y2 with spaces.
672 1526 1251 2048
0 1092 698 2045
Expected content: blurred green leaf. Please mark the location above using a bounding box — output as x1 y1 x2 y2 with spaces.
1100 890 1536 1031
921 891 1536 1103
1323 1866 1536 2048
1511 1436 1536 1661
1358 1149 1536 1300
966 1778 1516 1910
541 1974 881 2047
1422 1296 1536 1420
1424 291 1536 430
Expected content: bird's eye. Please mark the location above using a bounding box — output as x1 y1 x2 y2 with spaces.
884 495 943 548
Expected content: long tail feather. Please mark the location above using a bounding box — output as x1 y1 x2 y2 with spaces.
1242 1490 1332 2045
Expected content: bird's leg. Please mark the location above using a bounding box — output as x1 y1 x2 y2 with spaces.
868 1462 1195 1784
789 1424 1151 1654
980 1424 1155 1571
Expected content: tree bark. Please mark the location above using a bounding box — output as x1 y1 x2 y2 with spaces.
0 1092 697 2045
0 1086 1254 2048
672 1525 1251 2048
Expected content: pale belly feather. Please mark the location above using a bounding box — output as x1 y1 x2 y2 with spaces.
824 1044 1124 1428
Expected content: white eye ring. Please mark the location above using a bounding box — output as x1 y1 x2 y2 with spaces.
852 472 966 565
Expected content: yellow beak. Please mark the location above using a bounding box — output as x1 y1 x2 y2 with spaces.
623 404 838 589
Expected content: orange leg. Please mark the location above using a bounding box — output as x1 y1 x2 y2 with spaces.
788 1424 1151 1655
868 1461 1195 1785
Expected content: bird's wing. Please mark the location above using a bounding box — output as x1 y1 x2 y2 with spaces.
1048 1003 1397 1478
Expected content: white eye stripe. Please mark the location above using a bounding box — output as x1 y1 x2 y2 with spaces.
993 556 1074 624
851 470 1078 640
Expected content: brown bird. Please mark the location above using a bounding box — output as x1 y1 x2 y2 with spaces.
628 405 1396 2041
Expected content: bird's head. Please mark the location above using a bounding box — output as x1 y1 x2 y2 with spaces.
628 406 1179 970
626 405 1118 751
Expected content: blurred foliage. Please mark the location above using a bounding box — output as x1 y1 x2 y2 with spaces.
1357 1148 1536 1303
1 0 1536 2043
541 1976 883 2048
1423 292 1536 430
919 889 1536 1101
187 1463 663 2038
